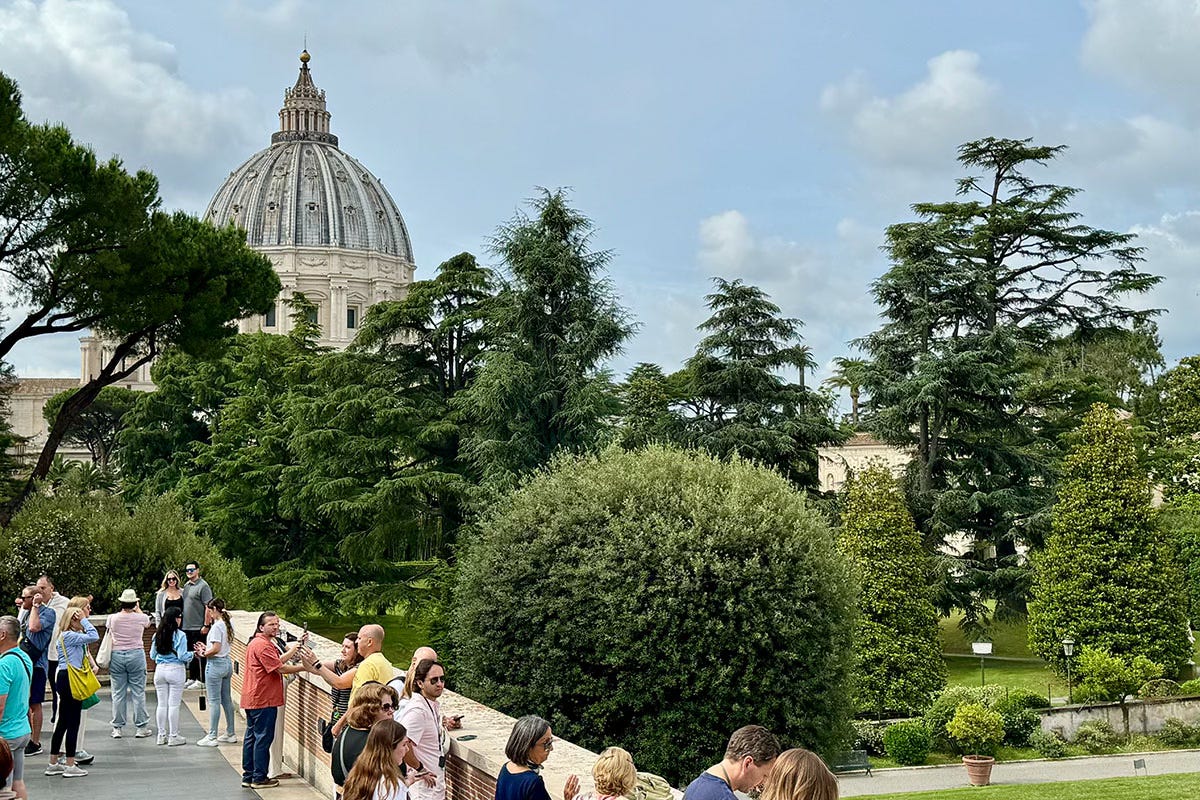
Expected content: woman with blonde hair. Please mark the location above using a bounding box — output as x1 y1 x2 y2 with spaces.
759 749 838 800
45 596 98 778
341 719 432 800
578 747 636 800
155 571 183 621
331 682 400 795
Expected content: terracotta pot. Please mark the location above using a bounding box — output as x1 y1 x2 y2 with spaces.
962 755 995 786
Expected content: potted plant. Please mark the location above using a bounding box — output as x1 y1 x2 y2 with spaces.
946 703 1005 786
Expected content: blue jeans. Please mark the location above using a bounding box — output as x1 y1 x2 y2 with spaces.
109 648 149 730
204 655 235 737
242 707 277 783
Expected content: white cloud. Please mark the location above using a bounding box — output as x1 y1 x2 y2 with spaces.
695 210 882 377
819 50 1001 170
1082 0 1200 117
1129 211 1200 362
0 0 258 208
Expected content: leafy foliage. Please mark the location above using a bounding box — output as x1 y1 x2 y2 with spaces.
883 721 931 766
452 445 856 785
43 386 139 468
679 278 842 489
859 138 1159 624
1157 494 1200 626
1074 646 1163 704
1072 719 1119 753
458 190 632 484
1029 729 1067 759
840 464 945 715
946 703 1005 756
1028 405 1191 673
1157 718 1200 747
0 500 99 598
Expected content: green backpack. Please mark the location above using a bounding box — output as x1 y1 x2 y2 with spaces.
632 772 675 800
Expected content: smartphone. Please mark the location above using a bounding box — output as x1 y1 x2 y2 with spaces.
451 715 464 722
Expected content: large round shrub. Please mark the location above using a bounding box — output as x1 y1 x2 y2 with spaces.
946 703 1005 756
452 446 856 784
883 721 931 765
0 501 99 598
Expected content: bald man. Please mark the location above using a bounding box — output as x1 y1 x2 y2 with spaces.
349 624 392 700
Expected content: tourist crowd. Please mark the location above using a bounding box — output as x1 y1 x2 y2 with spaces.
0 570 837 800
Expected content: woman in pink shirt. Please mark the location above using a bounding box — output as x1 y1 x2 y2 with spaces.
107 589 153 739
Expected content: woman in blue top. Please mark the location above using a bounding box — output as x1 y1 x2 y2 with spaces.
495 716 579 800
151 607 193 746
45 597 98 778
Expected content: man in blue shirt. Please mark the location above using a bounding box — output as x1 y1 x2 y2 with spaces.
15 585 53 758
683 726 781 800
0 615 34 800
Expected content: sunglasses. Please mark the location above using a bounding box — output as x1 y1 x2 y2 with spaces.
427 676 446 684
381 703 394 711
167 577 179 582
185 568 197 573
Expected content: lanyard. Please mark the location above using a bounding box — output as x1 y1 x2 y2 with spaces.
421 694 445 752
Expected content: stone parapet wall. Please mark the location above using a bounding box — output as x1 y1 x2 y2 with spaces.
1040 695 1200 739
227 611 600 800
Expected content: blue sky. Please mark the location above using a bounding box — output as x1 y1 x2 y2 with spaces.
2 0 1198 416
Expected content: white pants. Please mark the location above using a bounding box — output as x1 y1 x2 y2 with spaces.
409 771 446 800
268 676 292 777
154 663 186 737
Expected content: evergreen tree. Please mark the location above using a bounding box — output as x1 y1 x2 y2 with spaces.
682 278 841 488
614 363 686 450
840 464 946 715
457 190 632 483
43 386 140 468
1027 404 1191 674
859 138 1160 623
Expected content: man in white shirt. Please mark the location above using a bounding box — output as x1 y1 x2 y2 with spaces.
397 659 461 800
33 576 72 757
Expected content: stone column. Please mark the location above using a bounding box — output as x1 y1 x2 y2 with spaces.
330 279 348 343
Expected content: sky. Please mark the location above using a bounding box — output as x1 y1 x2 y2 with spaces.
2 0 1199 417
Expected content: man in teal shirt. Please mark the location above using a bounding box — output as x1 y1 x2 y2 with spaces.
0 615 33 800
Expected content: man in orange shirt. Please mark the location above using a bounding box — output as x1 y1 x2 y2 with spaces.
240 612 306 789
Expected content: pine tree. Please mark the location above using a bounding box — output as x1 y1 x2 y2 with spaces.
1027 404 1191 673
840 464 946 715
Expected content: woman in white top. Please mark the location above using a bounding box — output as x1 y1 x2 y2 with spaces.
341 719 431 800
194 599 236 746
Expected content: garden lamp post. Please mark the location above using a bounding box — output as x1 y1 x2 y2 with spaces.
972 641 993 687
1062 638 1075 704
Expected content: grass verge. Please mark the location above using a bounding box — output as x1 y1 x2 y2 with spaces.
851 772 1200 800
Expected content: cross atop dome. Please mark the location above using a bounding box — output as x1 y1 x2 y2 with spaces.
272 50 338 146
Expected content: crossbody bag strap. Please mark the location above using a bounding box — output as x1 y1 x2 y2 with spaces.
337 728 350 781
0 649 32 680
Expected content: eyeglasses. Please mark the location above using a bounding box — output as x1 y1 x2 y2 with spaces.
428 676 446 684
538 738 554 751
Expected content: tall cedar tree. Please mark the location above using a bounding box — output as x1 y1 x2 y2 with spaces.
1027 405 1191 674
43 386 140 469
458 190 632 483
840 464 946 715
615 363 688 450
682 278 842 489
859 138 1159 624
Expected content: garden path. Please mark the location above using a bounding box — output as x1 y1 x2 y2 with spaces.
26 686 320 800
838 750 1200 796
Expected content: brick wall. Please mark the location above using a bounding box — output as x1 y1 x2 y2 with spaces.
226 612 600 800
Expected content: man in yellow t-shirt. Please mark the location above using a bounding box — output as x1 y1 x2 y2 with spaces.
350 624 393 700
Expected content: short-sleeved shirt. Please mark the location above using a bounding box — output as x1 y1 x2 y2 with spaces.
108 611 151 650
241 634 284 709
374 779 409 800
398 695 443 778
17 606 54 671
207 619 231 658
45 593 69 662
683 773 736 800
351 651 394 699
0 649 33 740
495 765 551 800
180 578 213 630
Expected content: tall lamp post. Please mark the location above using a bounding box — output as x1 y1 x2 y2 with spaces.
1062 638 1075 704
972 641 993 687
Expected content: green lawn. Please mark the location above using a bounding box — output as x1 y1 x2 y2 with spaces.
944 655 1067 698
852 773 1200 800
295 613 429 667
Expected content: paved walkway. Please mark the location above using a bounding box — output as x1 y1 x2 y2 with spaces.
26 687 320 800
838 750 1200 796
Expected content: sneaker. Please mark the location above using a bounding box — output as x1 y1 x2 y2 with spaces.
241 780 252 788
184 679 202 690
44 762 64 775
167 735 187 747
250 779 280 789
111 728 122 739
157 734 167 746
197 734 218 747
62 764 88 777
217 733 238 743
135 727 153 738
24 741 42 756
75 750 94 765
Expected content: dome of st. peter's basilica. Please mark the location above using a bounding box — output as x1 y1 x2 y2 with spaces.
203 50 415 347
